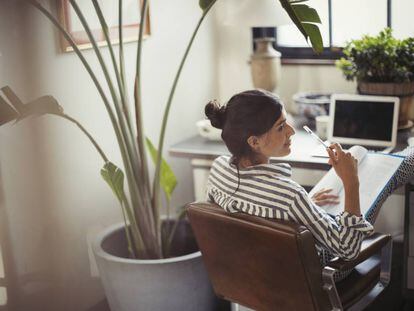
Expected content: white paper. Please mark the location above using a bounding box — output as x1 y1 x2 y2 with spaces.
309 146 403 216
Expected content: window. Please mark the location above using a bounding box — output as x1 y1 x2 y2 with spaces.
252 0 414 64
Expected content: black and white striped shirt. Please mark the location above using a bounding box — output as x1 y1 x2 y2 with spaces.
206 155 373 261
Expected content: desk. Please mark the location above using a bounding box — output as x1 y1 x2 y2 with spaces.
170 131 408 237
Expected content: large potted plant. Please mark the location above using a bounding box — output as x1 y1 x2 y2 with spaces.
0 0 323 310
336 28 414 129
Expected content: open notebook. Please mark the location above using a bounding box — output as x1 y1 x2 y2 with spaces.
309 146 405 217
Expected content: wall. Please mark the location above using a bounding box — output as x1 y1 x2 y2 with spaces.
0 0 217 310
213 1 356 108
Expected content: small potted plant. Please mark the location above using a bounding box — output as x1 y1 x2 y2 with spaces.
336 28 414 128
0 0 323 310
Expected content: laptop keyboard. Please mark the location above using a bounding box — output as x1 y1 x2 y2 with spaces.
341 144 391 152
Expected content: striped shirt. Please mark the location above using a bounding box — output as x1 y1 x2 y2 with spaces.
206 155 374 261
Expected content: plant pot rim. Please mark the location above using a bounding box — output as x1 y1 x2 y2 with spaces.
358 81 414 85
92 222 201 265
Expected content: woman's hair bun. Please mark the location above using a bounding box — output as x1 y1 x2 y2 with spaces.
205 100 226 129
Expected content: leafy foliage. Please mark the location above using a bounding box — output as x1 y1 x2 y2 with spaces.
101 162 126 204
146 137 177 201
0 94 18 125
336 28 414 83
0 86 64 125
199 0 215 11
279 0 323 53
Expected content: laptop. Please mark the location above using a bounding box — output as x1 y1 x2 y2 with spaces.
327 94 400 153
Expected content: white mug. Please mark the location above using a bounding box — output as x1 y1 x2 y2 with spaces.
315 115 330 141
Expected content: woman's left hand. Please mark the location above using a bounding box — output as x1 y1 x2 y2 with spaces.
311 188 340 206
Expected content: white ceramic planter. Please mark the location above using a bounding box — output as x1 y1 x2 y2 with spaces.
92 223 217 311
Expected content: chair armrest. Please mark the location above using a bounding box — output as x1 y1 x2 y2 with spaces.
327 232 391 272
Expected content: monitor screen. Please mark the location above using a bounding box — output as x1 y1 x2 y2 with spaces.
333 99 395 141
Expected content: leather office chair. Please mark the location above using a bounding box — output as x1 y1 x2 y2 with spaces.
187 202 393 311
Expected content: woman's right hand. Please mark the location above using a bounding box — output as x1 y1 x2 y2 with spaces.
326 143 359 187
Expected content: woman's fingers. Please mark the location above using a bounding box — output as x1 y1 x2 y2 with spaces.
332 142 344 154
316 193 339 200
312 188 340 206
328 143 344 160
317 188 336 195
315 199 340 206
326 147 337 165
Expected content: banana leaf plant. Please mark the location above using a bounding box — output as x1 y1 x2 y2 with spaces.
0 0 323 259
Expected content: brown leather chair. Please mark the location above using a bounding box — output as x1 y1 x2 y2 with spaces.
187 202 392 311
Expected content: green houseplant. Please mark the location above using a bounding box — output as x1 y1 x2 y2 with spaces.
0 0 323 309
336 28 414 128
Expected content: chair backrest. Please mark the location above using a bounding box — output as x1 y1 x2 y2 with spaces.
187 202 332 311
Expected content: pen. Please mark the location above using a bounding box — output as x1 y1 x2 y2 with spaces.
303 126 330 149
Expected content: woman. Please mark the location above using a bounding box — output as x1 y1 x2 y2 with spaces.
204 89 413 281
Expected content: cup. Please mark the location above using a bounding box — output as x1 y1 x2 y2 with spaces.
315 115 330 141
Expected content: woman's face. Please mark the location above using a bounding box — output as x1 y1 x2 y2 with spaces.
255 110 296 158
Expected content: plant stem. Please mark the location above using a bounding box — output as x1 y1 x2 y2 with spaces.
134 0 159 254
135 0 153 201
119 201 136 258
91 0 134 138
26 0 153 257
25 1 120 145
122 193 147 258
164 206 187 258
60 113 144 258
61 114 108 162
26 0 144 255
68 0 158 255
119 0 128 98
152 1 217 223
92 1 149 226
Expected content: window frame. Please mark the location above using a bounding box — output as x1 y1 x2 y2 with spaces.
271 0 392 65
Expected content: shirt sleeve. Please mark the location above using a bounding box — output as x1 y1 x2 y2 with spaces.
288 188 373 260
205 177 216 203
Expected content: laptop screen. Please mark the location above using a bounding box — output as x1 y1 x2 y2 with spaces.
328 94 399 149
333 99 395 141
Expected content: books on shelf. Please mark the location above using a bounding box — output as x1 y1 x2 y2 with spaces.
309 145 405 217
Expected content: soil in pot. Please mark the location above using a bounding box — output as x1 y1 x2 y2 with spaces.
101 218 199 259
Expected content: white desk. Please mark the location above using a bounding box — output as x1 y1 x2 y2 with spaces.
170 131 408 237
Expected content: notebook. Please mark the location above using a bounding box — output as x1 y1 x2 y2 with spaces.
309 145 404 217
328 94 400 152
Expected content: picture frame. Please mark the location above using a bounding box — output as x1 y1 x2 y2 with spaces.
57 0 151 52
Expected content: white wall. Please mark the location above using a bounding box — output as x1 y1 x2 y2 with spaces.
0 0 217 310
212 0 356 109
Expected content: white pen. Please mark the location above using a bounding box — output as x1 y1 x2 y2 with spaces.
303 125 330 149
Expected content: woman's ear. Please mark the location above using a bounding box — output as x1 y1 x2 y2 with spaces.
247 135 260 151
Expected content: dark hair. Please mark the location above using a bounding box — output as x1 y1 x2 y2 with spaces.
205 89 283 164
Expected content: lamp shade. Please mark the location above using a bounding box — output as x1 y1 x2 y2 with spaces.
220 0 292 27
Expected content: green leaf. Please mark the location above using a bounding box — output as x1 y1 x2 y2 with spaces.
18 96 64 121
278 0 323 53
0 95 18 125
0 86 64 124
146 137 177 201
199 0 214 11
1 86 25 112
101 162 126 203
302 23 323 53
291 4 321 24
